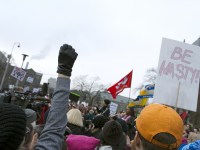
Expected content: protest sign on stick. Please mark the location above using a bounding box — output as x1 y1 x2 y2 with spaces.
110 102 118 115
154 38 200 112
11 67 26 82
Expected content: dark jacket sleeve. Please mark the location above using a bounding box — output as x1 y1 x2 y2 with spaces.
102 108 110 118
35 77 70 150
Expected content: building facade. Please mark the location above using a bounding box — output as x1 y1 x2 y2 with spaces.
0 52 43 90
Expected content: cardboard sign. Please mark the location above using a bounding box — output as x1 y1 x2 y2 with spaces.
11 67 26 81
110 102 118 115
154 38 200 111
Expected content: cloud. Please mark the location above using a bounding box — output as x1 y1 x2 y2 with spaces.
30 45 52 60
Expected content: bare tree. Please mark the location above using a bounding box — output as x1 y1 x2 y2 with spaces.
143 68 157 84
72 75 106 106
134 68 157 93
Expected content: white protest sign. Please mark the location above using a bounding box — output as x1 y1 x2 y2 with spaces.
33 88 40 93
110 102 118 115
27 77 34 83
11 67 27 82
154 38 200 111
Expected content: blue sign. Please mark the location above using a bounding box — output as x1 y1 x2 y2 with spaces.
137 94 153 99
145 84 155 91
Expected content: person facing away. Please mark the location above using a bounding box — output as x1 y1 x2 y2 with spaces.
34 44 78 150
131 103 184 150
100 120 127 150
99 99 111 118
0 103 27 150
122 103 137 141
66 108 85 135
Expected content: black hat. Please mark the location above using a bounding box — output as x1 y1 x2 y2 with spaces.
102 120 123 145
92 115 109 129
104 99 111 105
0 103 26 150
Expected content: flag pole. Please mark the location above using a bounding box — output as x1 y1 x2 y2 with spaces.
128 85 132 103
175 82 180 112
128 69 133 103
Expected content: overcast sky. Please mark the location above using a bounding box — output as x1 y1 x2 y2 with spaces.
0 0 200 98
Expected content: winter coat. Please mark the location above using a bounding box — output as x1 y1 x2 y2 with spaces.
67 123 85 135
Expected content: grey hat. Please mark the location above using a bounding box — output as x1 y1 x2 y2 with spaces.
24 109 37 125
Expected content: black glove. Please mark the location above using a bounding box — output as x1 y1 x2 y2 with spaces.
57 44 78 77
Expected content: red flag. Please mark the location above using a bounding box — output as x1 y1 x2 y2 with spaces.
107 70 133 99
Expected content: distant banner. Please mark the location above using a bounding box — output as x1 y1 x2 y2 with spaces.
11 67 26 81
137 94 153 99
27 77 34 83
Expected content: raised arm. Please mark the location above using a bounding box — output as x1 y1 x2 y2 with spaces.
35 44 78 150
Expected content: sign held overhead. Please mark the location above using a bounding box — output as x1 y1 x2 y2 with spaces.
154 38 200 112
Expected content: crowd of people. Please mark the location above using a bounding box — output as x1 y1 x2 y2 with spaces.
1 44 200 150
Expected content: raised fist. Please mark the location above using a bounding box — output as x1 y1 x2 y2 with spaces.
57 44 78 77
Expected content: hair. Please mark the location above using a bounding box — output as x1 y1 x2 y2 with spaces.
22 124 34 149
92 115 109 129
139 132 177 150
129 107 136 117
104 99 111 106
67 108 83 127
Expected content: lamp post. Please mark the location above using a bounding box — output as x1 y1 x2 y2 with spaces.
15 54 29 87
0 42 20 90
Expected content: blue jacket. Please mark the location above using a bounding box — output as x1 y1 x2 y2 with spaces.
179 140 200 150
35 77 70 150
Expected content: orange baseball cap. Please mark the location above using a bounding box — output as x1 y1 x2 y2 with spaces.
136 103 184 149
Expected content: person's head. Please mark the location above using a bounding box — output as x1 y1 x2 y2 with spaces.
186 124 192 132
132 103 184 150
24 108 37 127
103 99 111 107
126 106 135 117
67 108 83 127
102 120 126 148
193 128 198 133
116 118 128 135
89 109 94 114
0 103 26 150
127 102 136 117
92 115 109 129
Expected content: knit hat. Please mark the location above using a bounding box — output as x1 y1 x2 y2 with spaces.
0 103 26 150
102 120 123 145
24 108 36 125
66 134 100 150
92 115 108 129
67 108 83 127
136 103 184 149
